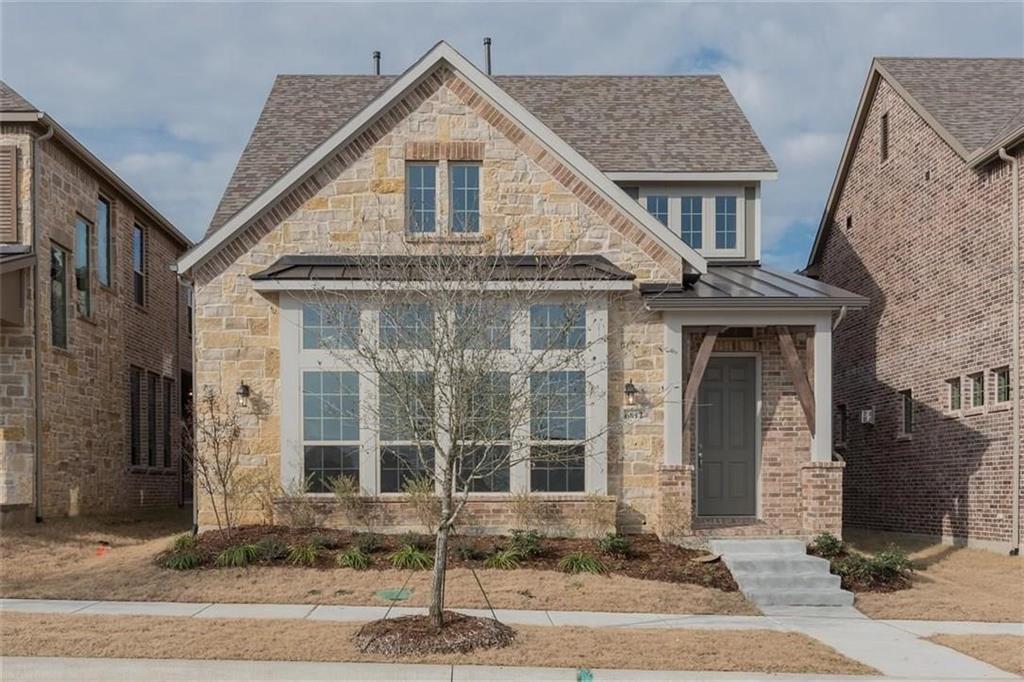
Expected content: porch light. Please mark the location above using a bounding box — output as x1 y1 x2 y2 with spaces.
236 382 251 409
624 379 639 405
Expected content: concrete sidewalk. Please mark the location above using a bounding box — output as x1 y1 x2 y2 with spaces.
0 656 887 681
2 599 1021 679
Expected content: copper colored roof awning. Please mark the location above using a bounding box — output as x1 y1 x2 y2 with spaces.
250 254 636 287
640 265 868 310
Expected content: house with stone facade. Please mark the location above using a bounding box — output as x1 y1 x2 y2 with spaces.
177 42 866 542
807 58 1023 554
0 81 193 524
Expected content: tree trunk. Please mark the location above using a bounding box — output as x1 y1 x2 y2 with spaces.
428 522 450 628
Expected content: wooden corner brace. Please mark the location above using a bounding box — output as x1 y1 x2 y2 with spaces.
681 326 722 430
776 325 816 435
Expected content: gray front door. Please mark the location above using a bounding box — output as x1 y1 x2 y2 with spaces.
697 356 757 516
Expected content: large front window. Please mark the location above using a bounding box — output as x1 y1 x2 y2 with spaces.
302 371 360 492
282 295 606 497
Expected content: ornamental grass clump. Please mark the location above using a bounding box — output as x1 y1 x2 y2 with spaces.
214 543 260 568
389 544 433 570
558 551 606 575
162 533 202 570
254 535 288 562
336 546 372 570
484 548 523 570
287 541 324 567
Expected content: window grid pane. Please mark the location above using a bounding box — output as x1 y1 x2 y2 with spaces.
646 195 668 226
379 372 434 442
455 303 511 349
530 444 585 493
457 445 510 493
302 302 359 350
380 445 434 494
75 217 91 317
948 378 961 411
304 445 360 493
530 303 585 350
450 164 480 233
715 196 737 249
302 371 360 443
380 303 433 349
680 196 703 248
996 368 1011 403
406 164 436 233
531 371 586 441
970 373 985 407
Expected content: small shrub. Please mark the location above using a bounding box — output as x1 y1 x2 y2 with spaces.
870 545 913 581
214 543 260 568
389 544 433 570
558 551 606 575
276 475 330 528
508 529 543 558
455 540 486 561
162 550 201 571
353 532 381 554
287 542 323 567
171 533 199 553
485 548 523 570
598 533 633 557
254 535 288 562
336 546 372 570
812 532 845 558
833 544 912 589
402 475 441 534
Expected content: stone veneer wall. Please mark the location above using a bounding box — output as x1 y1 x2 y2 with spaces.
0 125 191 522
191 68 679 532
817 76 1022 550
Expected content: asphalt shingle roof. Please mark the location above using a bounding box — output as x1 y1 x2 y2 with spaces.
207 73 776 234
0 81 39 113
877 58 1024 154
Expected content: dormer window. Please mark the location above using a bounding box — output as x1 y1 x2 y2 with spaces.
639 187 746 257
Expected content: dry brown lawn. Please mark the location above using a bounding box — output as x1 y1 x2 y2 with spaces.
0 512 754 615
928 635 1024 675
845 529 1024 622
0 612 874 675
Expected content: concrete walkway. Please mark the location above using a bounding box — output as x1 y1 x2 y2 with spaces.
2 598 1021 679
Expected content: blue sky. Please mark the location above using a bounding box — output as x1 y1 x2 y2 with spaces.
2 2 1021 271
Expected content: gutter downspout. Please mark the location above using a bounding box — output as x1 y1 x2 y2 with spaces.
998 147 1021 555
32 121 55 523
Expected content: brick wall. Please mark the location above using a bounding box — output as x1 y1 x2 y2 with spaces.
817 77 1022 550
0 124 191 521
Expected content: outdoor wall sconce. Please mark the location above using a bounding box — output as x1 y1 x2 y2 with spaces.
236 382 251 409
624 379 639 405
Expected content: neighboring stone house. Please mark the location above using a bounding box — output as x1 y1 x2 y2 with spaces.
178 42 866 541
0 82 193 524
807 58 1023 553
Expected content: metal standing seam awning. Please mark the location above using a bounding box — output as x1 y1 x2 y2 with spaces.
249 254 638 291
639 265 868 310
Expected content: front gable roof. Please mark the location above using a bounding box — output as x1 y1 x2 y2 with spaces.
807 57 1024 269
179 42 709 276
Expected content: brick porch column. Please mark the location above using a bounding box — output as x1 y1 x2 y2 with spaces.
800 460 845 537
656 464 693 541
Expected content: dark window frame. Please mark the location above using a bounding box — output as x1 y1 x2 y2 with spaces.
129 366 142 465
880 112 890 162
147 371 159 466
50 244 69 349
899 389 913 435
96 196 112 288
947 377 962 411
74 215 92 318
132 224 146 307
994 367 1011 404
163 377 173 468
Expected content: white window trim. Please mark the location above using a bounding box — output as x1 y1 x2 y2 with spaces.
638 185 746 258
279 293 608 497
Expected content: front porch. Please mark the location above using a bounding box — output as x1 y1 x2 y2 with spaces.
641 266 867 544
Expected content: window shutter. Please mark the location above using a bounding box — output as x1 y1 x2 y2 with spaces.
0 146 17 243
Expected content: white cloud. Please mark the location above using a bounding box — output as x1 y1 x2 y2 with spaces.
2 2 1021 254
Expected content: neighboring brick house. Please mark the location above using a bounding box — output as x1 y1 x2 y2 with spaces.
807 58 1023 553
177 42 866 541
0 82 193 524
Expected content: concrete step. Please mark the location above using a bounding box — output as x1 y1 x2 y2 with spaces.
709 538 807 556
743 587 854 607
736 572 841 591
725 554 831 573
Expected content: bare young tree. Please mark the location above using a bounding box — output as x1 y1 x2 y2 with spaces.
288 241 634 629
184 386 251 536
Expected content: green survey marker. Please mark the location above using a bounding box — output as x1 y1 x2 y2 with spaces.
577 668 593 682
374 587 413 601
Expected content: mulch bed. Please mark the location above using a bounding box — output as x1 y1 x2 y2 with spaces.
352 611 516 655
162 525 739 592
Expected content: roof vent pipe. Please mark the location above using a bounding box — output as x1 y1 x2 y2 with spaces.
483 37 492 75
372 51 381 75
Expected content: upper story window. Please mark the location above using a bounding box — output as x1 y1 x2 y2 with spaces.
680 196 702 248
50 245 69 349
303 302 359 350
947 377 961 411
96 197 111 287
639 188 746 257
969 372 985 408
994 367 1011 404
185 285 194 338
880 112 890 162
714 196 737 250
530 303 585 350
74 216 92 317
450 163 480 233
132 225 145 306
456 302 511 349
406 163 436 233
645 195 668 226
380 302 433 349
